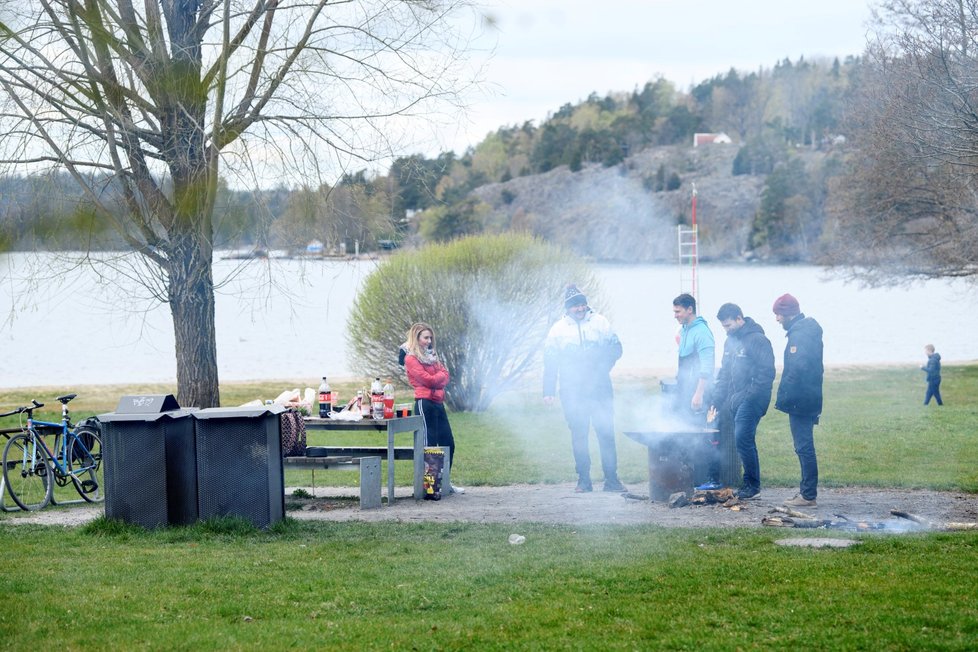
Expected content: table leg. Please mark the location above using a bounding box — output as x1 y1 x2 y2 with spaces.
413 426 424 500
387 431 395 506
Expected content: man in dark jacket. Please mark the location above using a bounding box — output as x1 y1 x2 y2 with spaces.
710 303 775 500
772 293 823 508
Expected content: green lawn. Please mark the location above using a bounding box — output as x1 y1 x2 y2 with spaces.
1 366 977 649
1 519 976 650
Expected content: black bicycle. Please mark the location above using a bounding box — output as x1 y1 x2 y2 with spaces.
1 394 103 511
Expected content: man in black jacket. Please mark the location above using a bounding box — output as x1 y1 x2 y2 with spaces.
772 293 823 508
710 303 775 500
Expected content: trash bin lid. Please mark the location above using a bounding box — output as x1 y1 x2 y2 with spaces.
98 408 198 423
114 394 181 413
192 405 286 420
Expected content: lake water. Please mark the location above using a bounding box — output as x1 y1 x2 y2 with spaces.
2 252 976 389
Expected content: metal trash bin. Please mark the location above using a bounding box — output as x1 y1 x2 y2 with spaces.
98 395 198 528
192 405 285 528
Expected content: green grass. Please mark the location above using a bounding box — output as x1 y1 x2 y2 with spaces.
0 519 976 650
3 365 977 491
2 366 978 648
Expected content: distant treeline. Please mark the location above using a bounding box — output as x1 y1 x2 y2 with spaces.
0 55 861 258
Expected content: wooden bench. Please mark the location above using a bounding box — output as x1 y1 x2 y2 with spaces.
305 446 414 460
283 454 382 510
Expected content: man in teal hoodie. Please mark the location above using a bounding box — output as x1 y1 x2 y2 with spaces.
672 293 718 489
672 293 716 424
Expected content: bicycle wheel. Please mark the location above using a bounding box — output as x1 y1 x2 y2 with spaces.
3 432 54 511
67 427 103 503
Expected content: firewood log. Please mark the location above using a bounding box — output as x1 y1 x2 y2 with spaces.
772 505 817 520
890 509 934 528
762 515 794 527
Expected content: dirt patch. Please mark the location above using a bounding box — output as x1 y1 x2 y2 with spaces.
4 484 976 530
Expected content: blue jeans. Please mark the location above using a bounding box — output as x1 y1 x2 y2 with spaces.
733 401 764 491
788 413 819 500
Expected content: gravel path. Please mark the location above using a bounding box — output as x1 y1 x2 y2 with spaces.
4 483 976 530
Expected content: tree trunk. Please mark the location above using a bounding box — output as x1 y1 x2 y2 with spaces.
168 229 220 408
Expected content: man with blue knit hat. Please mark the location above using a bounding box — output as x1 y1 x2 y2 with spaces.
772 293 823 507
544 284 626 493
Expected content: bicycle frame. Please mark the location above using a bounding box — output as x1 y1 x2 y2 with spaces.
1 397 100 511
29 410 99 505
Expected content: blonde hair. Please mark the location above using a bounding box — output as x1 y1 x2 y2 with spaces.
406 322 435 359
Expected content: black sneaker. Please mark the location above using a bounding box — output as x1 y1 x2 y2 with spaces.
603 479 627 492
736 486 760 500
575 480 593 493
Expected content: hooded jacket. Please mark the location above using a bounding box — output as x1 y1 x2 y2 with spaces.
775 313 824 417
712 317 775 415
922 352 942 382
405 353 450 403
543 310 622 399
675 315 715 408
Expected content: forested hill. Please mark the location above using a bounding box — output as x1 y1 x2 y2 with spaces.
1 55 860 263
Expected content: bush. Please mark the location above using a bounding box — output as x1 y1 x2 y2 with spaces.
346 234 596 411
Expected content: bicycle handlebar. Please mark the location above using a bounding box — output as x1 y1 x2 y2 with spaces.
0 399 46 418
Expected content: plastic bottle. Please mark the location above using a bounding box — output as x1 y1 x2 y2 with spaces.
370 377 384 419
317 377 332 418
383 380 395 419
355 389 364 415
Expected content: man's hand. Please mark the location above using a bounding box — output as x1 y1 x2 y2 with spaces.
706 406 717 424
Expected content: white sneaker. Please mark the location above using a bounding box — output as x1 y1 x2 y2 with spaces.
449 484 465 494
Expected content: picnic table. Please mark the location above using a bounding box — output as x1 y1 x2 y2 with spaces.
300 415 432 505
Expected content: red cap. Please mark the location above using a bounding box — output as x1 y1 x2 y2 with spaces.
772 293 801 317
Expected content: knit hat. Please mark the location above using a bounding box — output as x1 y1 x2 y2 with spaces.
772 293 801 317
563 284 587 309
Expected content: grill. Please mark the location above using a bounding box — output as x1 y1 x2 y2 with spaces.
624 430 717 502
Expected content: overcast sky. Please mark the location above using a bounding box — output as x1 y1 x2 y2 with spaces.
431 0 876 156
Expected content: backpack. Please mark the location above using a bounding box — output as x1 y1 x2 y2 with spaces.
279 409 307 457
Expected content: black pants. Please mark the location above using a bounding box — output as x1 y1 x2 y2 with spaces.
415 399 456 469
560 393 619 483
924 379 943 405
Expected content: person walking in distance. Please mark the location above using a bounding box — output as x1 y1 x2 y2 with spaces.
671 293 718 490
543 284 626 493
709 303 775 500
772 293 823 508
403 322 463 494
921 344 943 406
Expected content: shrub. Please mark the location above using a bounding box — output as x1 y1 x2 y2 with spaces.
346 233 596 411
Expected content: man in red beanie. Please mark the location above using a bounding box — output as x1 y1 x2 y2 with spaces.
772 293 823 507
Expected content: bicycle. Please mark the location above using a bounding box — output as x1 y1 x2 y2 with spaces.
1 393 103 511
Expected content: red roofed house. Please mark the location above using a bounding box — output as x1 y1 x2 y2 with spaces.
693 132 732 147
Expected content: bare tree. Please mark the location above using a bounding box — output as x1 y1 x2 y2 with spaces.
0 0 478 406
823 0 978 283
